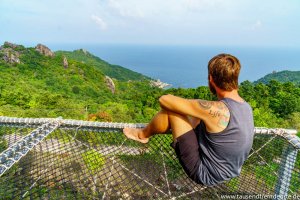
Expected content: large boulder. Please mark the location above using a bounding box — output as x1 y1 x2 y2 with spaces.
35 44 55 57
2 50 20 64
3 51 20 64
105 76 115 94
0 42 21 64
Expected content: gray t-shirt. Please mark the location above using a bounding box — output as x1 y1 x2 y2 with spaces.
196 98 254 186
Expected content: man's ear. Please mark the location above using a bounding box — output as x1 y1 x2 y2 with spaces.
209 75 213 83
209 75 217 88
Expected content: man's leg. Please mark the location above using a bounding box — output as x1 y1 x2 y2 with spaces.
123 110 201 182
123 110 194 143
167 111 195 139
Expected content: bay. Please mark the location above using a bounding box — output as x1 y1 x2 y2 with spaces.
51 44 300 88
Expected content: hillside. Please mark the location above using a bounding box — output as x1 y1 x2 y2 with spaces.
55 49 149 81
0 42 159 121
255 70 300 85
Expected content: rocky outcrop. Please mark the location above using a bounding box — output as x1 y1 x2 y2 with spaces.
63 56 68 69
0 42 21 64
150 79 171 89
3 41 20 49
80 49 88 55
2 50 20 64
35 44 55 57
105 76 115 94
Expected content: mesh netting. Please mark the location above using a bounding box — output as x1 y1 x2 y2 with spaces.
0 119 299 200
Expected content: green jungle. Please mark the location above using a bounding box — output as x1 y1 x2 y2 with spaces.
0 42 299 134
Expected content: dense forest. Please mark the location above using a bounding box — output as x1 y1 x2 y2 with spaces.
0 42 299 133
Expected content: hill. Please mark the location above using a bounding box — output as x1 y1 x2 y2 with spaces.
254 70 300 85
55 49 149 81
0 42 160 121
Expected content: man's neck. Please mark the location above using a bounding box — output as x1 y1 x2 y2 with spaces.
216 89 244 102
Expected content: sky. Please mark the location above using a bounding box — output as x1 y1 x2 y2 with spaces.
1 0 300 47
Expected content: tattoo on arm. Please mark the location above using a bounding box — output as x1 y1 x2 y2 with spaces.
198 100 230 129
218 115 230 128
209 110 221 117
217 103 230 128
198 100 213 110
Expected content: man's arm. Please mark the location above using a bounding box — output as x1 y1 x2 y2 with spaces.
159 94 230 133
159 94 210 118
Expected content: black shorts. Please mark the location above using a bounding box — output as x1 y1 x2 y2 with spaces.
171 128 203 184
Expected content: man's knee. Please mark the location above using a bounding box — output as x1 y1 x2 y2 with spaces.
165 110 189 122
166 111 193 138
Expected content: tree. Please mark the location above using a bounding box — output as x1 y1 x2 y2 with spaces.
287 112 300 131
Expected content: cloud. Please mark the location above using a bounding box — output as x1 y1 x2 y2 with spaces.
250 20 263 30
107 0 145 18
2 0 299 46
105 0 223 18
183 0 223 12
91 15 107 30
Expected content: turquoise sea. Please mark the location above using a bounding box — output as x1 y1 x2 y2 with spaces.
51 44 300 88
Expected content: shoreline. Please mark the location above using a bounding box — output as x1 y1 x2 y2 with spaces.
150 79 172 89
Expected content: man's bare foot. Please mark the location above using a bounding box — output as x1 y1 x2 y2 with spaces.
123 128 149 144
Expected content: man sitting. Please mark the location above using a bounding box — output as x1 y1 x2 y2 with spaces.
123 54 254 186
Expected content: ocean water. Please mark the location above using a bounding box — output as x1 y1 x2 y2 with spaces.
51 44 300 88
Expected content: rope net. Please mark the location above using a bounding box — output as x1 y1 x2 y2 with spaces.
0 118 299 199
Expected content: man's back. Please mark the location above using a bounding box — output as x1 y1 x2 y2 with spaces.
196 98 254 186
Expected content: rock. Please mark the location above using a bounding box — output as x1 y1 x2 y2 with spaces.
63 56 68 68
105 76 115 94
0 42 21 64
3 41 19 49
1 49 20 64
82 49 88 55
150 79 171 89
79 48 88 55
35 44 54 57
